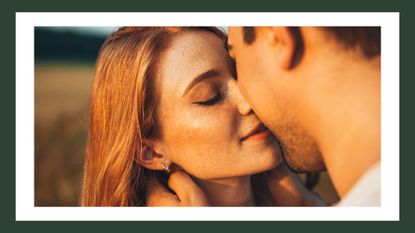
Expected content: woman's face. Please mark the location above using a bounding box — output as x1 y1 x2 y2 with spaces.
152 30 282 180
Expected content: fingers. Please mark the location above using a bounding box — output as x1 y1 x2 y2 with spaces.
267 161 291 180
167 171 209 206
145 171 209 206
146 175 180 206
146 192 180 206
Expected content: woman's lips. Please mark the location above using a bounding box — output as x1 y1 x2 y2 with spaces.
241 123 272 141
244 129 272 141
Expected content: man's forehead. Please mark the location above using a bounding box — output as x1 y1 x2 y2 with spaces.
226 27 243 53
227 27 240 42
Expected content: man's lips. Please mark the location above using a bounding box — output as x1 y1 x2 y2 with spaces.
240 123 270 141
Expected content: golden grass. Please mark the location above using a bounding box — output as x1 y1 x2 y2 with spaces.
35 64 94 124
35 63 93 206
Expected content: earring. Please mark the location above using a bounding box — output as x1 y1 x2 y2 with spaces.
161 162 170 174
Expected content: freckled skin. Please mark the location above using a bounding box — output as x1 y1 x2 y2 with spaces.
152 31 282 180
227 27 323 173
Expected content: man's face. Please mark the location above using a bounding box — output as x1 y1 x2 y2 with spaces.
227 27 279 134
227 27 324 172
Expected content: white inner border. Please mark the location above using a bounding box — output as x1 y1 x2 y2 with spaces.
16 12 400 221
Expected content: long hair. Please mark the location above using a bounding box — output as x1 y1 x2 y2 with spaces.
81 27 226 206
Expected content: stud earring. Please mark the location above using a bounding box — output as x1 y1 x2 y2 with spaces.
161 162 170 174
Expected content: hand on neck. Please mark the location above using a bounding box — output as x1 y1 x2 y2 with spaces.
193 176 256 206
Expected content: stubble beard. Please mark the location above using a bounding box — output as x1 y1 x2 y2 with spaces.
271 122 326 173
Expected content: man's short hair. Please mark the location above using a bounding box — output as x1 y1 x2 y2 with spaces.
324 27 380 57
242 27 380 58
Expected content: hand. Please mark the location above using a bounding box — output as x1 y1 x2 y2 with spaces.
264 162 327 206
146 171 210 206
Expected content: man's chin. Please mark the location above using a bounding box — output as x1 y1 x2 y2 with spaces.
284 156 326 173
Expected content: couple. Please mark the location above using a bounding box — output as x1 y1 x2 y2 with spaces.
81 26 380 206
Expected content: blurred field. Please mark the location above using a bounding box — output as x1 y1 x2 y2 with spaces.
35 63 94 124
34 63 339 206
35 63 94 206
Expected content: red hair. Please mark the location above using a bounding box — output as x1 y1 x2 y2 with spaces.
81 27 226 206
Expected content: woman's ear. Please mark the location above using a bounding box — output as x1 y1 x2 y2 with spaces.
136 140 168 171
267 27 301 70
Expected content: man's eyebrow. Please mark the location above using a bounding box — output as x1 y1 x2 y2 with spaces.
182 69 219 97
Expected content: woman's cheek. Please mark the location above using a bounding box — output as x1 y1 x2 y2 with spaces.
166 110 234 178
172 107 232 145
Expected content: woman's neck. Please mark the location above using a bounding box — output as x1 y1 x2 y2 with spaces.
193 175 256 206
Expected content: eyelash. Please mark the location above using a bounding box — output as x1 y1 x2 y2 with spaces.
193 92 223 106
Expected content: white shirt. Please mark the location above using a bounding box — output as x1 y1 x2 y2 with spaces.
336 161 380 206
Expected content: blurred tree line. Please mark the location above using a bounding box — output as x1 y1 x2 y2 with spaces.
35 27 107 63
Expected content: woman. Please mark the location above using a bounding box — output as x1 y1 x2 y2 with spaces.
81 27 322 206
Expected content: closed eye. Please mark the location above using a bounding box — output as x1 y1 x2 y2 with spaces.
193 92 223 106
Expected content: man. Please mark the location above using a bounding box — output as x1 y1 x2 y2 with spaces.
147 27 380 206
226 27 380 206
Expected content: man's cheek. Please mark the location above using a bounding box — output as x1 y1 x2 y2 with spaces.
238 79 255 107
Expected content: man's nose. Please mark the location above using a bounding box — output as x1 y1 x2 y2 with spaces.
238 98 252 116
230 80 252 116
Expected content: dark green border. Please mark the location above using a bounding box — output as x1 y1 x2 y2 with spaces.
2 0 410 231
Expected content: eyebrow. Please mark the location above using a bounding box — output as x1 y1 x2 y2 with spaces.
182 69 220 97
